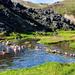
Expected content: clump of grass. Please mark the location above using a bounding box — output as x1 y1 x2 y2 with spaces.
70 42 75 49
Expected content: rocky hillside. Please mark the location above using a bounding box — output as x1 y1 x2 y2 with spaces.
0 0 75 33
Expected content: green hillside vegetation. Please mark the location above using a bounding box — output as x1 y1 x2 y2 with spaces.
52 0 75 15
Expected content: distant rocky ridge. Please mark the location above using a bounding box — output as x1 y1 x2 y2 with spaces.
11 0 49 9
0 0 75 33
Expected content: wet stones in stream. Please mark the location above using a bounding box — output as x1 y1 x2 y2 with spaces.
34 44 75 58
47 48 75 58
0 40 37 60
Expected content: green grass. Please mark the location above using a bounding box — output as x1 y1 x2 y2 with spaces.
0 62 75 75
1 30 75 44
70 42 75 48
1 30 75 48
37 31 75 44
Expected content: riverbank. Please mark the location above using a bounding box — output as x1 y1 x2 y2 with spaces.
0 62 75 75
1 31 75 48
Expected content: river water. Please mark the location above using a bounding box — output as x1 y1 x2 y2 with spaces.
0 41 75 71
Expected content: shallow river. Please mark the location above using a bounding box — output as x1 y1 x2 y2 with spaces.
0 41 75 71
0 45 75 71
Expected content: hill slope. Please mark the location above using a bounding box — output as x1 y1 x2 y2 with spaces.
11 0 49 9
51 0 75 16
0 0 75 34
11 0 75 15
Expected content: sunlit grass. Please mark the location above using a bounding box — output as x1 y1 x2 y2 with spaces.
1 30 75 43
0 62 75 75
38 31 75 44
70 42 75 48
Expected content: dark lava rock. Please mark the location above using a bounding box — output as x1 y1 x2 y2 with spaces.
0 0 75 33
0 0 13 7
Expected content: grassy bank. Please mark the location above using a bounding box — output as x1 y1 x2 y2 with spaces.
0 62 75 75
1 31 75 48
1 31 75 42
